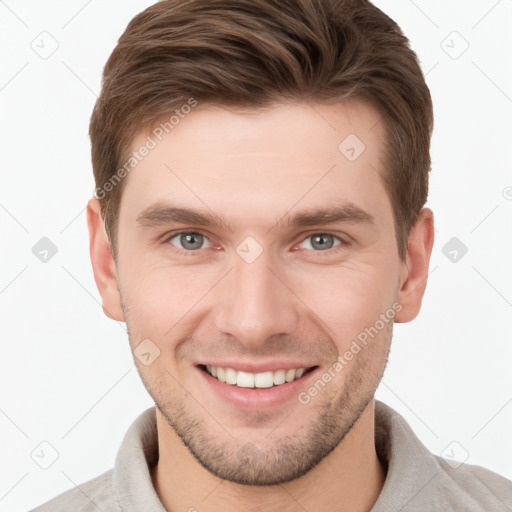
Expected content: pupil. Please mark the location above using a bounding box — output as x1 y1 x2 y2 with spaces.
312 234 333 250
182 233 202 250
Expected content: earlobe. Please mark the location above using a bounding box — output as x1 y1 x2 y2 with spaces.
394 208 435 323
86 197 125 322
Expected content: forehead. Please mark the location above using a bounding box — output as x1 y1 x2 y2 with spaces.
118 99 390 230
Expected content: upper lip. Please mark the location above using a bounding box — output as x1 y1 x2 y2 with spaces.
198 361 318 373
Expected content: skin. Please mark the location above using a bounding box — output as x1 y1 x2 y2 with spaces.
87 99 434 512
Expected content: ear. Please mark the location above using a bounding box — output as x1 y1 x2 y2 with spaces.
86 197 125 322
394 207 435 323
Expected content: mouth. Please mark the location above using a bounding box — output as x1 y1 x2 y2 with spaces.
198 364 318 389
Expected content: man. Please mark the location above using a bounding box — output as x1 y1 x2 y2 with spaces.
31 0 512 510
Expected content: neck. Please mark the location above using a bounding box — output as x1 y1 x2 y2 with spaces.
151 399 386 512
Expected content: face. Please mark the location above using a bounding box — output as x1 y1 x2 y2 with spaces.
90 99 431 485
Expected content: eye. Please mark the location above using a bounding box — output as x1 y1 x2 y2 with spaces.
297 233 344 251
166 231 211 251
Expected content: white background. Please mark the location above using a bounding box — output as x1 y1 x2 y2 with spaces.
1 1 511 510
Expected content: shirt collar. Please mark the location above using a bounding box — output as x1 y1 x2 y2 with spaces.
113 405 166 511
111 400 447 511
371 400 442 511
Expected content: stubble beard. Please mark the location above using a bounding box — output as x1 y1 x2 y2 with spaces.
142 339 391 486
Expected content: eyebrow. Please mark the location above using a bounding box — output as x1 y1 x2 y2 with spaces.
272 202 375 232
136 201 375 232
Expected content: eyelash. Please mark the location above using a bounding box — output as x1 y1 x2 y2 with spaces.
162 230 349 256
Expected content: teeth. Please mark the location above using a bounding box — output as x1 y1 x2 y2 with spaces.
237 371 255 388
255 371 274 388
285 369 296 382
273 369 286 385
205 365 309 388
225 368 237 385
217 367 226 383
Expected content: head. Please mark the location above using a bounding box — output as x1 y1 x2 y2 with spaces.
88 0 434 486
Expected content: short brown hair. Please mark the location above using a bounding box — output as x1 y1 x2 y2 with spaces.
90 0 433 262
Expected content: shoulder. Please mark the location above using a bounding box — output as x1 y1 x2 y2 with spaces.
431 456 512 510
373 400 512 511
29 468 120 512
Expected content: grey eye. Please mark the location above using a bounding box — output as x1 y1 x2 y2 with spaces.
299 233 341 251
169 232 210 251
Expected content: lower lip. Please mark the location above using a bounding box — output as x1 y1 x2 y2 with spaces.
196 365 320 411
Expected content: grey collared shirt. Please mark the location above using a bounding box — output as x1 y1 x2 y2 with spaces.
30 400 512 511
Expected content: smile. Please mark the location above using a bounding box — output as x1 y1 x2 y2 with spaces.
201 364 315 389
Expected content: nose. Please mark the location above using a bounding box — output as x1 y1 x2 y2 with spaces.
212 247 300 349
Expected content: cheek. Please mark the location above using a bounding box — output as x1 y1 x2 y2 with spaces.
290 264 394 342
121 261 218 336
